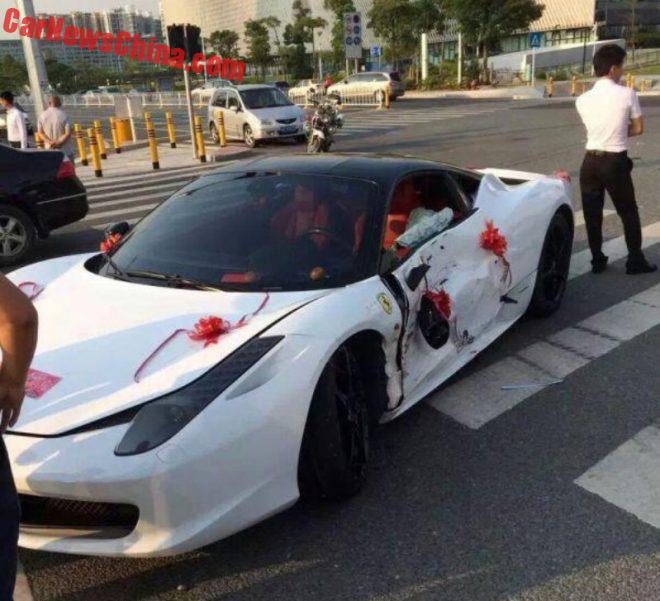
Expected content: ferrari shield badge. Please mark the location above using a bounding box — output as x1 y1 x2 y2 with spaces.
377 293 393 315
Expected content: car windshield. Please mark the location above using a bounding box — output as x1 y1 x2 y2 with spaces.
240 88 293 109
99 172 381 292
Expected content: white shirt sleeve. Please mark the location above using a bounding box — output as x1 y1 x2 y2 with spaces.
630 90 642 120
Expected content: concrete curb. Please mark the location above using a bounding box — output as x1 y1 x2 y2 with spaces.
14 560 34 601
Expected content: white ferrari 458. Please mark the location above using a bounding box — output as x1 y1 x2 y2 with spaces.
7 154 574 557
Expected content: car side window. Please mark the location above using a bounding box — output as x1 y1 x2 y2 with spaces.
375 74 388 82
227 94 241 110
212 91 227 107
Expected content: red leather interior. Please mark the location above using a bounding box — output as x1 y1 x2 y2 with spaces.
383 180 421 249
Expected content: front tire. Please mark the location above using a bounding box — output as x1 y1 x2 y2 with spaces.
298 347 369 502
243 124 257 148
527 211 573 318
0 205 35 268
307 136 322 154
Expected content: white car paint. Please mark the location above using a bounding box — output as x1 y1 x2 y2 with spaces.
6 167 572 557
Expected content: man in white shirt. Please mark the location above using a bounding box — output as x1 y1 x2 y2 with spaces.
38 95 73 159
0 91 28 150
576 44 656 275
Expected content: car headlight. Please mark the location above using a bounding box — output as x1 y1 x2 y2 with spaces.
114 336 284 456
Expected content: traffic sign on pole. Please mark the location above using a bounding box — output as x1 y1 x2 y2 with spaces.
529 32 542 48
344 12 362 59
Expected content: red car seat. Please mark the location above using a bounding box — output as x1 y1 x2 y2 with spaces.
383 180 421 249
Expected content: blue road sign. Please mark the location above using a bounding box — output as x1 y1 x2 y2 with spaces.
354 36 361 45
370 46 381 58
529 32 542 48
346 37 353 45
354 25 361 35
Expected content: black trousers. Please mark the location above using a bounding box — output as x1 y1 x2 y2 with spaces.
580 151 643 261
0 437 19 600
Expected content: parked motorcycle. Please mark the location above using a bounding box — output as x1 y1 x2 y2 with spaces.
304 98 344 153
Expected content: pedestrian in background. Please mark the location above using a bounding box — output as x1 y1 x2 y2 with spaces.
0 275 38 601
576 44 656 275
0 92 28 150
38 95 73 160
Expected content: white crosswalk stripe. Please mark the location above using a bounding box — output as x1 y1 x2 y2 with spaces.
335 105 508 137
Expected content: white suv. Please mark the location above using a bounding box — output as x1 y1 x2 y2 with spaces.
208 84 305 148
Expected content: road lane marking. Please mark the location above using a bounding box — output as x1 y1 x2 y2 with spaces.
87 181 183 202
428 282 660 428
575 425 660 530
86 203 160 222
86 192 170 210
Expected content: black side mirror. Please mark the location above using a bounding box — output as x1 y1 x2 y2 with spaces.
105 221 130 237
406 263 431 291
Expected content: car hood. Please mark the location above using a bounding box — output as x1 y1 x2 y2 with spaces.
7 254 327 436
248 106 302 121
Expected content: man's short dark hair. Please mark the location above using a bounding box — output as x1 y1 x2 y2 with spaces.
0 91 15 104
593 44 627 77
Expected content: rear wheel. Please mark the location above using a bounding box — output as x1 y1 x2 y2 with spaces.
298 347 369 502
0 205 35 268
527 211 573 317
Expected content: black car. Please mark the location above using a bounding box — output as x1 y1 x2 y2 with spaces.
0 145 88 266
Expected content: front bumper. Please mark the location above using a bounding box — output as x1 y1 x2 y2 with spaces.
255 124 304 140
6 333 325 557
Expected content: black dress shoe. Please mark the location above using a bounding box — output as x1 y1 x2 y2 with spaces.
626 258 658 275
591 254 609 274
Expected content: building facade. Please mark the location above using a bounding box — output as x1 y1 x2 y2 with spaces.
0 6 163 73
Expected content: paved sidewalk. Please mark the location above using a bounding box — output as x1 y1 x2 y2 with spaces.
74 142 252 180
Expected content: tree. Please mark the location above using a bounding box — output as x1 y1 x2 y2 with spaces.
282 1 327 80
244 19 272 78
262 16 282 47
205 29 240 59
368 0 418 69
448 0 544 78
324 0 356 68
410 0 445 82
0 55 28 93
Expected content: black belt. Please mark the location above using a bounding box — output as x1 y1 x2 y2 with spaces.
586 150 627 157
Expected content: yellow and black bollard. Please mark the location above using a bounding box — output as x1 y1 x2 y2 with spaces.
145 118 160 170
384 86 391 109
165 112 177 148
35 132 45 149
546 76 554 98
87 127 103 177
216 112 227 147
571 76 577 97
94 120 108 160
194 116 207 163
74 124 88 166
109 117 122 154
143 112 151 131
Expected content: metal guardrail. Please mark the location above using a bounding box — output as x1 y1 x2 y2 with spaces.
288 88 384 107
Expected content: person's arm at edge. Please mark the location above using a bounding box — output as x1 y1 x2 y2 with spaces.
55 120 72 148
0 275 38 432
629 90 644 137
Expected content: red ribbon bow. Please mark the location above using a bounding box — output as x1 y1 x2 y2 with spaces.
187 316 231 347
424 289 452 319
133 294 270 383
480 221 508 257
100 233 122 254
18 281 44 301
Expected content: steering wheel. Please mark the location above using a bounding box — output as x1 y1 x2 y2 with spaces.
299 228 354 254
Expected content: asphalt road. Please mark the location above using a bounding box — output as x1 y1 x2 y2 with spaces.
16 96 660 601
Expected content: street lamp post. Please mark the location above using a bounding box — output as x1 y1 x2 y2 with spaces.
15 0 50 117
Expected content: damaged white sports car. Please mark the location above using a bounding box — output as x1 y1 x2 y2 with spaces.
6 154 573 557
